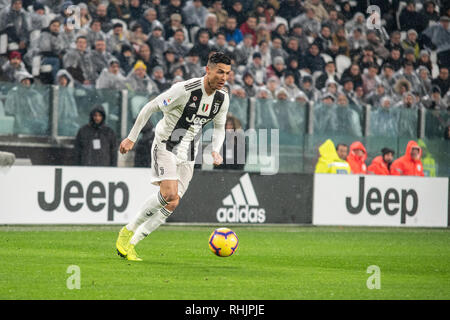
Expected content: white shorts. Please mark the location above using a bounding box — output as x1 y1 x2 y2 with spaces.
150 141 194 198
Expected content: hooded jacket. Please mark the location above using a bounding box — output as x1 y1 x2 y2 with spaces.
315 139 351 174
390 140 424 176
417 139 436 177
74 105 117 166
368 155 390 175
346 141 367 174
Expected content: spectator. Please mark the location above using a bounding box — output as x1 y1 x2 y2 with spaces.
362 63 380 95
214 114 246 170
420 1 440 26
304 0 329 22
341 63 363 89
136 43 158 76
134 120 155 168
316 61 339 90
0 0 30 53
336 93 362 136
331 26 350 58
315 139 351 174
339 76 357 106
167 28 191 60
55 69 79 136
384 47 403 72
183 0 209 28
126 60 159 93
165 14 189 41
184 48 204 78
393 60 422 93
191 29 211 66
29 2 49 31
96 58 127 90
129 0 145 22
127 23 149 49
209 0 228 28
422 16 450 69
385 30 403 55
107 23 131 56
365 82 387 108
345 12 366 35
423 85 447 110
93 3 114 33
368 148 395 175
281 71 301 100
266 56 286 80
390 140 424 176
227 0 247 26
290 7 321 37
204 13 219 38
4 71 49 135
138 8 160 34
402 29 420 60
213 31 232 55
356 46 377 73
107 0 131 23
63 35 97 86
366 29 389 60
431 66 449 96
151 65 170 92
58 19 77 54
234 34 254 66
1 51 28 83
285 55 301 87
90 38 115 78
416 50 433 74
300 75 320 102
417 139 437 177
416 66 432 97
399 0 427 33
348 28 368 58
289 23 310 53
74 105 118 167
346 141 367 174
240 15 257 46
164 0 184 26
219 15 243 47
379 63 396 96
241 72 257 97
246 52 266 86
300 43 325 75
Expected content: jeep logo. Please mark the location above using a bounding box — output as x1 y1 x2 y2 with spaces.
186 114 209 125
345 176 418 224
37 168 129 221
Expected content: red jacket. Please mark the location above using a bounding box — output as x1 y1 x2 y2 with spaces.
368 155 390 175
239 22 257 46
390 140 424 176
347 141 368 174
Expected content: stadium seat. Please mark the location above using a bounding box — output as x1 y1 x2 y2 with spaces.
400 31 406 41
336 55 351 77
432 63 439 78
31 56 41 76
0 34 7 55
320 53 333 63
397 1 407 29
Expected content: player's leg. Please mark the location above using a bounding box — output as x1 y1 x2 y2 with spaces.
129 164 194 248
116 142 177 259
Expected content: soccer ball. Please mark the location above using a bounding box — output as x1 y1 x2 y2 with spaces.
208 228 239 257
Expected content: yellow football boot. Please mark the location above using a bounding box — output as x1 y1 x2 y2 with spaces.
116 226 133 258
126 244 143 261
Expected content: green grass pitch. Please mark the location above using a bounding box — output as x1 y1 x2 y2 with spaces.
0 225 449 300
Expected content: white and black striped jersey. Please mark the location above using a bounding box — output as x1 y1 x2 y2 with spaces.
128 76 229 162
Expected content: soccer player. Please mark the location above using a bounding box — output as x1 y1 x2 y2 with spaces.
116 52 231 261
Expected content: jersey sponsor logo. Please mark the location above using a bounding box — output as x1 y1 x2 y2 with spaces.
185 113 210 125
216 173 266 223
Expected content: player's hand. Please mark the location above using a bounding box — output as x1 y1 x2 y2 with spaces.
119 138 135 154
211 151 223 166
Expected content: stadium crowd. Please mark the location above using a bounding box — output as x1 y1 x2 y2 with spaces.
0 0 449 108
0 0 449 173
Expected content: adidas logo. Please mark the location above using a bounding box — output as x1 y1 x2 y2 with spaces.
216 173 266 223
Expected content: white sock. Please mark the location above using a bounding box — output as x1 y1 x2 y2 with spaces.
126 191 168 233
129 207 173 245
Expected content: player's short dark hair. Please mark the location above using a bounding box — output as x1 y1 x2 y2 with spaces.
208 52 231 66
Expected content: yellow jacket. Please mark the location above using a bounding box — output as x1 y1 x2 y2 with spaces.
315 139 351 174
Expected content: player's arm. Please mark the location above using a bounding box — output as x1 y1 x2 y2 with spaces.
119 83 184 154
211 93 229 165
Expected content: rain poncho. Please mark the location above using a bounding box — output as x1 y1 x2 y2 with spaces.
315 139 351 174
